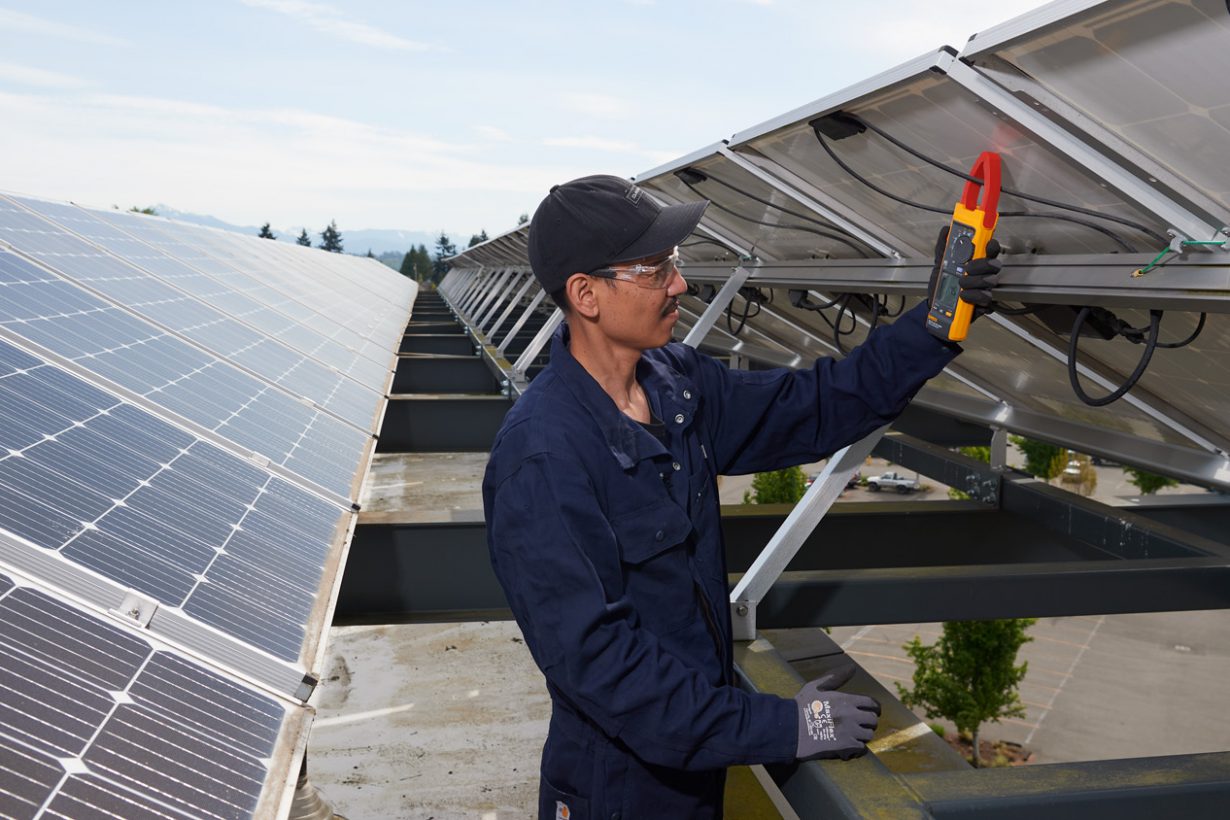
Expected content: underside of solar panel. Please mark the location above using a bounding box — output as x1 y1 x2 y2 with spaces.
448 0 1230 493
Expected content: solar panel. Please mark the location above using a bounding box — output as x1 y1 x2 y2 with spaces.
1 195 385 436
0 568 304 820
88 208 400 389
0 244 369 500
0 335 349 669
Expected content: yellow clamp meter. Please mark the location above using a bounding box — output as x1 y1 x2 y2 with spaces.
926 151 1001 343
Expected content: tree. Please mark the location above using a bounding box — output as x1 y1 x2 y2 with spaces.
128 206 157 215
432 231 457 280
1124 466 1179 495
258 223 276 239
517 213 529 225
468 229 489 248
743 466 806 504
365 248 375 258
296 229 312 247
949 446 991 500
399 250 416 278
897 619 1036 767
414 244 433 280
319 220 343 253
1009 435 1066 482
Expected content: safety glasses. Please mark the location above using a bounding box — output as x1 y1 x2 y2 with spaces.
589 251 683 290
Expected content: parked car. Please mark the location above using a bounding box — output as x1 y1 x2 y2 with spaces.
866 471 920 493
1063 459 1083 478
805 470 862 490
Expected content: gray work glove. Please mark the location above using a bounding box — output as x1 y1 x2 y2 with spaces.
928 225 1003 319
794 662 881 761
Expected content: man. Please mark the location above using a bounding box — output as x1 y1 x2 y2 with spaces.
482 175 998 818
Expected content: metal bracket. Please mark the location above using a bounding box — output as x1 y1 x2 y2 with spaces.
109 590 159 628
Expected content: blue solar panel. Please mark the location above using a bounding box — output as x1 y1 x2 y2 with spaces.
0 575 296 820
0 249 368 497
0 337 347 662
0 197 384 434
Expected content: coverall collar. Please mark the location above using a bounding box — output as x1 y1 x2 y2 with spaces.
550 324 698 471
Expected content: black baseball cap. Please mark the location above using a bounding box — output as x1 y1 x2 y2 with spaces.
527 174 708 293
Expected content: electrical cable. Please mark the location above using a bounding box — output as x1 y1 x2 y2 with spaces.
677 176 869 256
1068 308 1161 406
1066 309 1205 405
688 170 876 257
812 129 1139 252
843 112 1170 246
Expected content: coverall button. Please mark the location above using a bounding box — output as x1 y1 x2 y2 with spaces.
672 462 681 471
682 390 691 400
674 413 685 424
654 530 664 541
612 814 621 820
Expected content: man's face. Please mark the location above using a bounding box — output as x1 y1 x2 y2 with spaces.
590 249 687 350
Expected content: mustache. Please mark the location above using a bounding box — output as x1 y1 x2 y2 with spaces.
661 297 679 317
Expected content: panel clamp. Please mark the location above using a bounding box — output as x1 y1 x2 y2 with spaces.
109 591 159 629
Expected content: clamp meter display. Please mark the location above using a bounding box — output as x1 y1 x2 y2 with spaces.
926 151 1001 343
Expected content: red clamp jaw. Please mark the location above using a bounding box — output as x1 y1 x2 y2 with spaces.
961 151 1001 229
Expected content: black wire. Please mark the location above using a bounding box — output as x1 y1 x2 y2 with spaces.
678 177 868 256
693 171 875 257
1068 308 1161 406
813 130 1138 252
845 113 1169 247
1113 311 1206 349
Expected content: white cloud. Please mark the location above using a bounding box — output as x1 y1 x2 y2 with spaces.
0 89 589 232
0 62 88 89
0 8 127 46
474 125 513 142
239 0 435 51
560 92 631 119
544 136 639 153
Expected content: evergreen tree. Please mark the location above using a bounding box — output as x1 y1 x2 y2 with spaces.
743 466 807 504
468 229 489 248
128 206 157 215
432 231 457 280
258 222 276 239
897 619 1036 767
296 229 312 247
1009 435 1066 482
517 213 529 225
319 220 344 253
365 248 375 258
1124 466 1179 495
399 250 416 279
414 244 433 280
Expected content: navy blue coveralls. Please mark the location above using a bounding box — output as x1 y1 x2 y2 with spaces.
482 301 959 818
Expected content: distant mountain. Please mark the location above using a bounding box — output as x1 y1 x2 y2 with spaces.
153 205 447 256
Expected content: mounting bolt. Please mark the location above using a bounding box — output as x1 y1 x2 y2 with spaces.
735 604 748 617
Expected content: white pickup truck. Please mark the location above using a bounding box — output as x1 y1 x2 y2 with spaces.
866 471 920 494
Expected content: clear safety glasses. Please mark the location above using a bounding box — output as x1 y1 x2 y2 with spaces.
589 251 683 290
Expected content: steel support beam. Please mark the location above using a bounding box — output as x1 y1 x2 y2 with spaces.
729 428 887 639
377 396 511 453
681 265 753 348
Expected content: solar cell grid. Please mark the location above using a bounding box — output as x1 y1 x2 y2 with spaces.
1 201 383 433
91 209 402 383
0 576 293 820
0 339 348 661
0 251 368 496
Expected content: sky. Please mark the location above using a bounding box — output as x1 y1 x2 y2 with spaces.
0 0 1052 240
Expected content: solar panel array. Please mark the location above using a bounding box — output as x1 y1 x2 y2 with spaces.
0 195 413 817
445 0 1230 490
